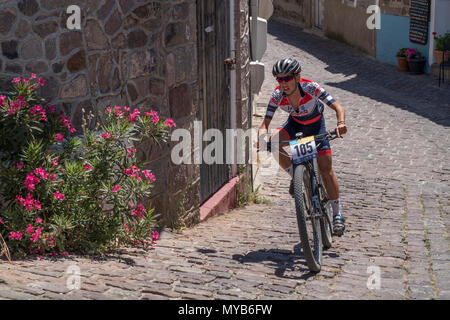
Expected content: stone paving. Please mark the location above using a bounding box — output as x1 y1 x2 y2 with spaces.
0 20 449 300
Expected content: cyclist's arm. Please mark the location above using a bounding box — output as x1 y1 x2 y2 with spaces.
327 101 347 137
313 82 347 137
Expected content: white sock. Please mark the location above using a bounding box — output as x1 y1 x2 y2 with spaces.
284 164 293 178
330 199 341 217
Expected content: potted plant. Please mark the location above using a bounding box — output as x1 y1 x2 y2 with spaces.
406 48 426 74
396 48 409 72
432 32 450 65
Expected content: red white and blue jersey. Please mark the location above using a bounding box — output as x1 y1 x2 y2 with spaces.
265 78 335 125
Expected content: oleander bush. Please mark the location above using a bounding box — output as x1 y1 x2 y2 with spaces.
0 75 175 258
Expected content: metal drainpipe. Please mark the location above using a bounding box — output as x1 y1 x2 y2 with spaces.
250 0 258 61
230 0 237 177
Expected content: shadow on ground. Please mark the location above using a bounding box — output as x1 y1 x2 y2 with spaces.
231 244 339 280
267 20 450 127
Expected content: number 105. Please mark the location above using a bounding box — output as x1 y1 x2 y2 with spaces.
294 141 313 157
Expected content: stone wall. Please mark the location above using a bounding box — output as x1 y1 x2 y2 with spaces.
380 0 411 17
271 0 311 29
0 0 201 228
323 0 377 56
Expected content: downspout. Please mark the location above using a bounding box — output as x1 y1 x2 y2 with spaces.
250 0 258 61
230 0 237 177
429 0 436 66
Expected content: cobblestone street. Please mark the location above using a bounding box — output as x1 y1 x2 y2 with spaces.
0 21 449 300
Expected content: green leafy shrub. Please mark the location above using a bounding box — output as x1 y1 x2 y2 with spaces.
0 75 176 257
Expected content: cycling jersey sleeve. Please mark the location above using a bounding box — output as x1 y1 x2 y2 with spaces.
313 82 335 106
264 89 282 120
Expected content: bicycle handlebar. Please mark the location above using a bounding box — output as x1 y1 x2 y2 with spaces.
258 129 340 153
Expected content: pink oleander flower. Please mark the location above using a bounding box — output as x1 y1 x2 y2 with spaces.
25 173 40 191
55 133 64 142
106 107 112 114
12 77 21 84
123 106 130 112
165 118 176 128
112 185 121 193
26 224 34 234
152 230 159 242
31 227 43 243
53 191 65 201
16 193 41 211
30 73 37 79
53 157 59 167
46 104 56 113
7 96 26 115
23 78 29 83
9 231 23 240
101 133 112 139
17 162 24 170
142 170 156 183
127 148 136 157
35 217 43 224
152 114 159 124
113 106 123 117
84 163 92 171
129 109 141 122
58 115 76 133
131 203 146 220
0 95 5 106
49 174 56 181
38 78 45 86
34 167 49 180
124 165 140 179
34 200 41 211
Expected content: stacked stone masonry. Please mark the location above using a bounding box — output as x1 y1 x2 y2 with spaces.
0 0 252 228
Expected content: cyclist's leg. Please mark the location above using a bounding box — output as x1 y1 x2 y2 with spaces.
312 116 338 200
314 117 345 235
317 153 338 200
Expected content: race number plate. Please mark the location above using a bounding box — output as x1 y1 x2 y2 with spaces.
290 136 318 164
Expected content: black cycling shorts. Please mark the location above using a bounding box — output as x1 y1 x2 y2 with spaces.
276 114 331 156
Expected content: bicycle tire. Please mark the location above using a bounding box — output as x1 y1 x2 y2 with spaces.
293 164 322 272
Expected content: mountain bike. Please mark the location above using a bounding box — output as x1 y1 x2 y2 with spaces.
259 129 340 272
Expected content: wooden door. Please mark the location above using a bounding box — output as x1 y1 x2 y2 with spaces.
197 0 231 203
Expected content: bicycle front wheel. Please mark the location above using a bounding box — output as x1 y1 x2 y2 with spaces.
293 164 322 272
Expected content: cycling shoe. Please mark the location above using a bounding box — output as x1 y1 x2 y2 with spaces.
333 215 345 236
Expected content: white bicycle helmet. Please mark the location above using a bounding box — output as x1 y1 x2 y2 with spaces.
272 58 301 77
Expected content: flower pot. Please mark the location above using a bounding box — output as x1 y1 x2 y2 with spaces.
408 58 426 74
434 50 450 65
397 56 409 71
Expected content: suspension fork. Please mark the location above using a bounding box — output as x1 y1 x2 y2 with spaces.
306 161 322 219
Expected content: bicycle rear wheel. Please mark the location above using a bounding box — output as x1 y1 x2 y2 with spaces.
293 164 322 272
